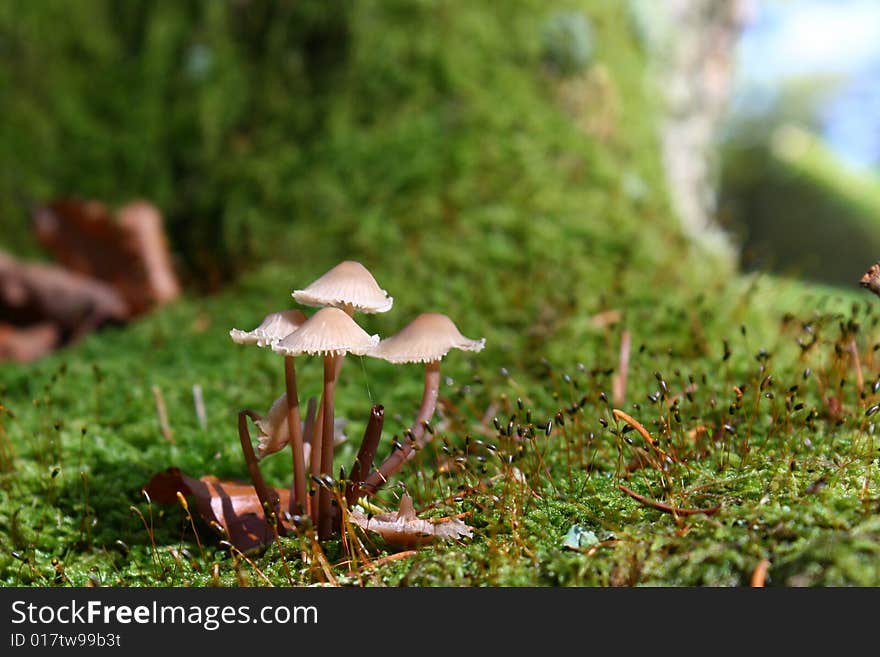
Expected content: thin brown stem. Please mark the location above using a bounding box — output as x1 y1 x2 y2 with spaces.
284 356 307 516
363 361 440 494
345 550 417 578
318 353 337 540
308 398 324 525
411 361 440 444
152 385 174 443
612 408 667 457
302 397 318 445
238 410 284 533
848 338 864 396
751 559 770 587
612 329 631 408
618 484 720 517
346 405 385 507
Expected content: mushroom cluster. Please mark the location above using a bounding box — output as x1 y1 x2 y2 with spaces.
229 260 484 541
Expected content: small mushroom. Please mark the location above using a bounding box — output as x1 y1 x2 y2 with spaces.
229 310 306 347
273 307 379 538
348 492 473 547
365 313 484 492
230 309 309 514
292 260 393 315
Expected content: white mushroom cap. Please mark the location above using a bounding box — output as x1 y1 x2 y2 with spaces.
370 313 485 364
292 260 393 313
271 307 379 357
230 310 307 347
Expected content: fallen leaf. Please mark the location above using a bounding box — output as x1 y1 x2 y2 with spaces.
144 468 292 553
0 322 60 363
255 393 348 460
0 250 128 348
33 198 180 315
860 262 880 297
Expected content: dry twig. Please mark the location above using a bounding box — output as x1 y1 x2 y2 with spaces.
612 408 666 456
618 484 720 517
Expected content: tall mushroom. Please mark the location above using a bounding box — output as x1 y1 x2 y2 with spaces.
230 310 309 516
364 313 484 494
290 261 392 515
272 307 379 538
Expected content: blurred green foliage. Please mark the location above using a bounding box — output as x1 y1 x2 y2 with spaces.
0 0 697 363
720 73 880 287
1 0 669 290
721 126 880 286
1 0 352 284
540 10 594 75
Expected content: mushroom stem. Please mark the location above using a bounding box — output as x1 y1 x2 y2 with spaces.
318 353 337 540
345 405 385 507
364 361 440 494
308 398 324 525
302 396 318 451
238 410 284 534
411 361 441 444
284 356 307 516
303 397 320 466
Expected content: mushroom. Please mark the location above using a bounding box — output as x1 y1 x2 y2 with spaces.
229 310 306 347
348 491 473 548
292 260 393 315
230 310 309 515
365 313 484 493
272 307 379 538
290 261 393 517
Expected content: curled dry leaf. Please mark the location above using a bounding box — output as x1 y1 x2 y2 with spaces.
144 468 293 553
34 198 180 315
254 393 348 459
0 322 60 363
0 249 128 343
348 492 473 548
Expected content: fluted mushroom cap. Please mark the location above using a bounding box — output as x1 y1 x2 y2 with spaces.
369 313 485 364
292 260 393 313
229 310 308 347
272 307 379 357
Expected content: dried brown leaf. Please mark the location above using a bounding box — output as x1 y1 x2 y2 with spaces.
255 393 348 460
0 322 60 363
34 198 179 315
0 250 127 344
144 468 292 553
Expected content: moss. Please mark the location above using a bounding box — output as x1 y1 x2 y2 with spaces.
2 1 877 587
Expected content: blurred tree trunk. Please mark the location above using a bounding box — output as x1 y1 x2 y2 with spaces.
635 0 753 260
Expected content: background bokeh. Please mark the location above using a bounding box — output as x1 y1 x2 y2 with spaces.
720 0 880 286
